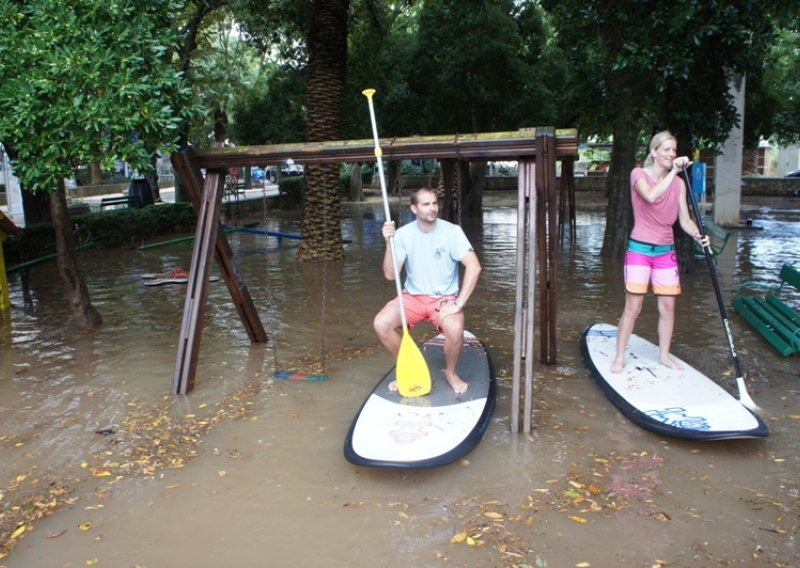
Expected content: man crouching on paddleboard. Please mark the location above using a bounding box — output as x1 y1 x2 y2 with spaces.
374 187 481 394
610 131 709 374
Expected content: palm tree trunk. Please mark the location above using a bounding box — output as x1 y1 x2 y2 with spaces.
50 181 102 330
297 0 349 262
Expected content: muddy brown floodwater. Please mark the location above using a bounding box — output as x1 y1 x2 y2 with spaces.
1 191 798 567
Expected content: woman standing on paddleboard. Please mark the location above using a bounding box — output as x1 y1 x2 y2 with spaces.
610 131 709 374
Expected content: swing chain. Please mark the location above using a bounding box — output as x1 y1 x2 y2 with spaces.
319 182 329 375
454 133 463 225
260 169 281 371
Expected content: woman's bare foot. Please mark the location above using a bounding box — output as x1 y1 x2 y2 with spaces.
609 359 624 374
445 372 469 394
660 355 683 371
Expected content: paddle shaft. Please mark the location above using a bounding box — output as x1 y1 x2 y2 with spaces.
363 89 409 330
682 168 744 380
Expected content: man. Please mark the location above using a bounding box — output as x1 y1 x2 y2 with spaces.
374 188 481 394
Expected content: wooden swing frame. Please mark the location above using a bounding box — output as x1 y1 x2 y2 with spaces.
170 127 578 433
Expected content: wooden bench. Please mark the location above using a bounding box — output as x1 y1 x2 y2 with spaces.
732 263 800 356
99 195 141 209
695 219 731 263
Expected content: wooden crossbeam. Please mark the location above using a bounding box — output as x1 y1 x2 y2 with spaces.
190 129 578 169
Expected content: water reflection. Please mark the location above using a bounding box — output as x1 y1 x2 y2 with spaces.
1 192 799 566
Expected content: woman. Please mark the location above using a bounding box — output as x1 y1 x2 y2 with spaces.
610 131 709 374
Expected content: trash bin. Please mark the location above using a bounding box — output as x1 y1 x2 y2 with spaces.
127 177 154 208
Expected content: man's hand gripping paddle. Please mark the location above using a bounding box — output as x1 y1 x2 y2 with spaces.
362 88 431 397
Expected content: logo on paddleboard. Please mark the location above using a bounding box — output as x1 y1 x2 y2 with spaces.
644 407 711 430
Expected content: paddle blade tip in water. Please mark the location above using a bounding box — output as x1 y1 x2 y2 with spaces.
736 377 760 412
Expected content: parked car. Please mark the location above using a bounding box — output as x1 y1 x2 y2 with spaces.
261 164 304 181
284 164 304 176
785 169 800 178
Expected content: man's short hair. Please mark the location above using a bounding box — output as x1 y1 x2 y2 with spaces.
411 187 436 205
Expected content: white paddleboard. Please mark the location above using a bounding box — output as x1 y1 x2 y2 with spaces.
581 323 768 440
344 331 495 468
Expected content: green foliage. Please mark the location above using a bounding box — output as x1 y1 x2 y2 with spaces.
4 204 196 263
763 26 800 143
229 67 308 145
339 165 374 194
236 0 312 60
0 0 192 193
392 0 558 135
277 175 306 206
341 0 562 139
186 15 274 149
541 0 780 146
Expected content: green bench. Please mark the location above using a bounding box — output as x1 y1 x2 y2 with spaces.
732 263 800 356
695 219 731 263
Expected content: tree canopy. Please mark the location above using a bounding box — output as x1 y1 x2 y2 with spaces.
0 0 192 193
541 0 783 257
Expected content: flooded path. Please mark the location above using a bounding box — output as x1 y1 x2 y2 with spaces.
1 192 798 567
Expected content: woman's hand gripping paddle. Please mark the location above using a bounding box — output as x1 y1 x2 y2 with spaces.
682 168 759 412
363 88 431 397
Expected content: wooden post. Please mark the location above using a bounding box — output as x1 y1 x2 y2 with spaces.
170 167 223 394
512 159 537 433
170 151 268 395
536 130 558 365
558 156 577 245
172 151 268 345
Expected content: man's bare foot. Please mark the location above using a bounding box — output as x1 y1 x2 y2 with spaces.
445 372 469 394
390 376 468 394
660 356 683 371
609 359 624 374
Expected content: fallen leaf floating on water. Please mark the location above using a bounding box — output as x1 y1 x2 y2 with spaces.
10 525 27 539
483 511 504 520
576 563 591 568
78 522 93 531
568 515 588 523
450 531 467 544
47 529 68 539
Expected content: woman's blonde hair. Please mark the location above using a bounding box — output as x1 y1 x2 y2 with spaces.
643 130 676 167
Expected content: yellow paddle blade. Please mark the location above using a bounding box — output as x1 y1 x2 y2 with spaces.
396 327 432 397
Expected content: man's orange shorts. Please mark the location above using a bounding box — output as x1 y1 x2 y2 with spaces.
385 292 458 330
